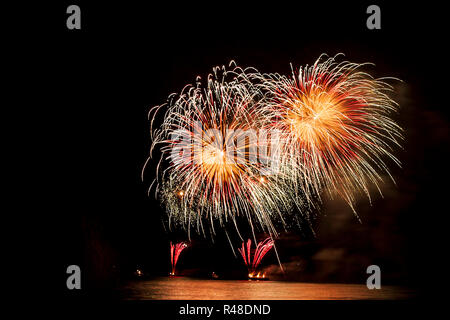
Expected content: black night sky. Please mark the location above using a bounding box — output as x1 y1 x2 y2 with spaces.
30 1 448 303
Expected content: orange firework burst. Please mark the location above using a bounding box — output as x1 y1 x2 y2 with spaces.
253 54 403 213
144 65 295 237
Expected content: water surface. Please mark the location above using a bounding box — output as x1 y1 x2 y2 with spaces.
119 277 415 300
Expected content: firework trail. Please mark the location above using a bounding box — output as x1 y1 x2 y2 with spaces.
170 241 187 275
246 53 403 214
145 65 297 238
238 238 274 275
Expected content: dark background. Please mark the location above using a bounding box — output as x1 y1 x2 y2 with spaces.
24 1 448 303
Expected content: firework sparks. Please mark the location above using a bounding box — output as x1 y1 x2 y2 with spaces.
146 65 297 237
144 54 402 239
248 53 403 214
169 241 188 275
238 238 274 276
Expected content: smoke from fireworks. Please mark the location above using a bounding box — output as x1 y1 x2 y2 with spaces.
169 241 187 275
238 238 274 277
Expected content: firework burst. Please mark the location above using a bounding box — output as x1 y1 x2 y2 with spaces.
238 238 274 276
145 65 296 238
169 242 187 275
249 54 403 213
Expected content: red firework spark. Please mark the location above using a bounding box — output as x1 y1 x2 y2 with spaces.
238 238 274 274
170 242 187 275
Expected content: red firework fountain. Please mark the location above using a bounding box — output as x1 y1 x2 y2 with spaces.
169 242 187 276
238 238 274 280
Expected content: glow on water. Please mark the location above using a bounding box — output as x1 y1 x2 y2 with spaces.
119 277 415 300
